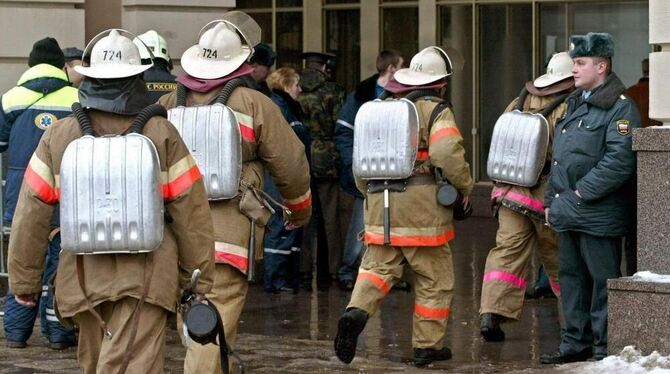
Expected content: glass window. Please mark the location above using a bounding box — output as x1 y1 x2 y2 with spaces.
236 0 272 8
540 4 567 68
478 4 532 181
276 12 303 70
277 0 302 7
247 12 273 44
325 9 361 91
382 7 418 65
439 5 474 168
325 0 358 3
570 2 650 87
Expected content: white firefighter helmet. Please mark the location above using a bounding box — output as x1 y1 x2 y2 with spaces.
75 29 153 79
394 46 453 86
181 12 261 80
534 51 574 88
134 30 170 62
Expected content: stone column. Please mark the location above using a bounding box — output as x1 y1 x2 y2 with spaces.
607 0 670 356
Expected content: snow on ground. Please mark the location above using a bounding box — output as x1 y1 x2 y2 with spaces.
632 271 670 283
556 346 670 373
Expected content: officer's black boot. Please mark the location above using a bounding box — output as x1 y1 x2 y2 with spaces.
540 348 592 364
480 313 506 342
414 347 452 366
334 307 368 364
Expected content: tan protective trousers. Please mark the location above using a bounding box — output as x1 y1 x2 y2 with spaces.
347 243 454 349
184 263 249 374
73 297 168 374
480 206 560 320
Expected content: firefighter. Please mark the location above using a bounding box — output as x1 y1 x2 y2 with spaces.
8 29 215 373
133 30 177 103
158 13 312 373
480 51 575 341
334 46 473 366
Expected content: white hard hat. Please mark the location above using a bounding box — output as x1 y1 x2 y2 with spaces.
134 30 170 62
181 13 261 80
75 29 153 79
534 52 574 88
394 46 453 86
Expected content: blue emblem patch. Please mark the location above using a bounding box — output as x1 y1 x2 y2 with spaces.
34 113 57 130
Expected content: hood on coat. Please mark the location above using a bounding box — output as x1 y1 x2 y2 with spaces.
300 68 327 93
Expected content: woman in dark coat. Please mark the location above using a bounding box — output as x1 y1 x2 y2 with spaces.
263 68 312 293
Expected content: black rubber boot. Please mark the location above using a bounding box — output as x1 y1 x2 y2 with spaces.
334 308 368 364
540 348 592 364
414 347 452 366
480 313 506 342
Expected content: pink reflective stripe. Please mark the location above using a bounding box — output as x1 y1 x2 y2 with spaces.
491 187 505 199
550 280 561 295
483 271 527 289
504 191 545 212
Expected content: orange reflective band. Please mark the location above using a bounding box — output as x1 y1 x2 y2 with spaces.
364 228 455 247
357 272 391 294
24 165 59 204
416 149 429 161
284 190 312 211
429 127 461 145
162 166 202 200
215 251 248 272
414 303 450 319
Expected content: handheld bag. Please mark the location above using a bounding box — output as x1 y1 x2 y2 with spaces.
167 79 244 200
60 103 166 254
486 110 549 187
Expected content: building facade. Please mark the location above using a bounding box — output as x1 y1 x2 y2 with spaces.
0 0 650 183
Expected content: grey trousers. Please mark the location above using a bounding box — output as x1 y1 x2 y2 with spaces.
557 231 621 357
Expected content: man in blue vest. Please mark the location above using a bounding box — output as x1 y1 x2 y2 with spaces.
1 37 78 349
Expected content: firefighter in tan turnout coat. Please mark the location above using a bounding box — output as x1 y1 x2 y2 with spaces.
334 46 473 367
479 52 575 341
8 30 215 373
159 14 311 373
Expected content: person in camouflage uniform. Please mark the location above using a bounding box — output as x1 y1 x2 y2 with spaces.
298 52 347 280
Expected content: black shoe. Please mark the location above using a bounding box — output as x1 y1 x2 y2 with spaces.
49 341 76 350
540 349 592 364
414 347 452 366
6 340 27 349
392 281 411 292
334 308 368 364
338 279 354 291
525 286 556 299
480 313 506 342
277 286 297 294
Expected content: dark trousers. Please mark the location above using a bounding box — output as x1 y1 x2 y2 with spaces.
3 233 75 344
558 231 621 357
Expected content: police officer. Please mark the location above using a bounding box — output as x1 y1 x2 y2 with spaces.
159 13 312 373
8 29 215 373
133 30 177 103
480 52 575 341
1 37 78 350
334 46 473 366
62 47 84 87
245 42 276 97
541 32 639 364
298 51 346 281
333 49 403 290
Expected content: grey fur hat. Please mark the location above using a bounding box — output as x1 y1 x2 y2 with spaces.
569 32 614 58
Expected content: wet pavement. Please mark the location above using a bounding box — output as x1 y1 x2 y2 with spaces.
0 217 579 373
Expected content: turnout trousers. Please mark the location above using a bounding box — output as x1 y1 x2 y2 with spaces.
184 263 249 374
347 243 454 349
73 297 168 374
480 206 561 320
557 231 621 358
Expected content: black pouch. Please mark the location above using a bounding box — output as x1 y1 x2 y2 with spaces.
367 179 407 194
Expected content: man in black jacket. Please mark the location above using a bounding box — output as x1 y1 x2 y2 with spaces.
332 49 403 289
541 32 640 364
